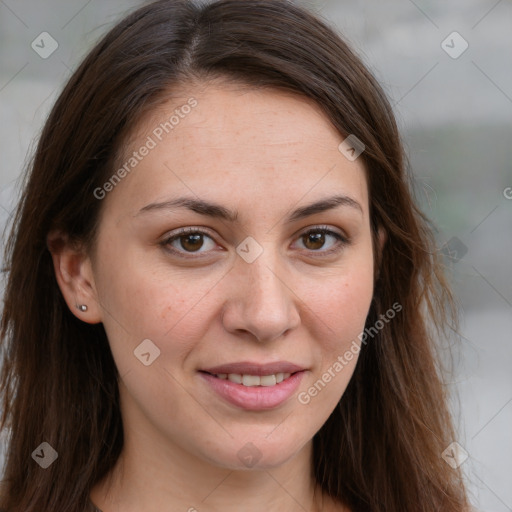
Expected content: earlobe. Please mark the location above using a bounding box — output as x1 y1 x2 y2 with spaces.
46 231 102 324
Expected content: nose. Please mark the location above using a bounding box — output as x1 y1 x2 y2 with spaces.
221 250 301 343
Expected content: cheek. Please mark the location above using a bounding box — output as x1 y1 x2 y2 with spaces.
297 266 373 413
93 233 184 329
307 256 375 348
319 274 373 331
93 244 219 368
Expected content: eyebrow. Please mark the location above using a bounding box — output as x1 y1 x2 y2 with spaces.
136 194 363 223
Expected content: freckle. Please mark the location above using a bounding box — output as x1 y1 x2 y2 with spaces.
160 306 173 319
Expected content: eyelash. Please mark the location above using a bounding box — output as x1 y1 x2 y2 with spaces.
160 225 350 259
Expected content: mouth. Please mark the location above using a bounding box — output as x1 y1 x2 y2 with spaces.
200 371 296 387
198 362 306 410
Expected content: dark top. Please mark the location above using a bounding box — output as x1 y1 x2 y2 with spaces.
0 500 102 511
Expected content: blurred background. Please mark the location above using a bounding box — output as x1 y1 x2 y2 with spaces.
0 0 511 510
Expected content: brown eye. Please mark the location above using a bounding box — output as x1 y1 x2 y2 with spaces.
294 227 348 256
161 225 348 260
302 231 326 251
178 233 204 252
162 228 217 256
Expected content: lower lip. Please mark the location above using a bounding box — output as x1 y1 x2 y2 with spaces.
199 371 305 411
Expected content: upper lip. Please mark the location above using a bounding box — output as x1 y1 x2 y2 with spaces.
201 361 306 376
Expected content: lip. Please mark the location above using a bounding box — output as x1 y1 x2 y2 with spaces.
199 370 305 410
201 361 305 376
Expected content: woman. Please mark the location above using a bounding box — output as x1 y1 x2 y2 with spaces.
0 0 470 511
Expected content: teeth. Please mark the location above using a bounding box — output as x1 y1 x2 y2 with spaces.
227 373 242 384
260 374 277 386
242 374 260 386
218 372 292 386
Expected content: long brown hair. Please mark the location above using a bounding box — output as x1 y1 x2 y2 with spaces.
0 1 469 510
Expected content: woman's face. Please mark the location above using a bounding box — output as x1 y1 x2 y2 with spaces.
84 82 377 470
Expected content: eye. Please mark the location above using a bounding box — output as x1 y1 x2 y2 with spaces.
161 227 217 257
293 226 349 256
160 225 349 259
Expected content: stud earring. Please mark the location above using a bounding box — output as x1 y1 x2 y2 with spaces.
76 304 88 312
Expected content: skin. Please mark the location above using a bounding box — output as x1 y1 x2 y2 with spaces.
49 80 385 512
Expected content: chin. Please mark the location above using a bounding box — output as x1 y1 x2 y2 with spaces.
198 434 310 471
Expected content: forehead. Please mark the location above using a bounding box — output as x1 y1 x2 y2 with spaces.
127 82 344 155
105 81 369 220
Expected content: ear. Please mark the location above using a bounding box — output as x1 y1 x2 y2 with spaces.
47 231 102 324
